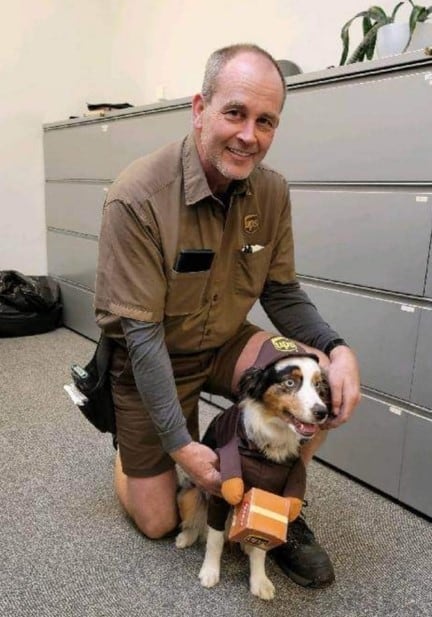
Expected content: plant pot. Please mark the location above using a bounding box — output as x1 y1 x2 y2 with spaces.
376 22 410 58
407 21 432 51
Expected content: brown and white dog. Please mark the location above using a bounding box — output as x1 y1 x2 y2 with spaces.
176 350 331 600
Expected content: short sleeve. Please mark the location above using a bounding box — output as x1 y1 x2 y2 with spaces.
95 199 166 322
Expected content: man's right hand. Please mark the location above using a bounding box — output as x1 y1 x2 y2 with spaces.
171 441 222 496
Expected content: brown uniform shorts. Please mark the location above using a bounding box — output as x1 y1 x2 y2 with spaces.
110 322 262 478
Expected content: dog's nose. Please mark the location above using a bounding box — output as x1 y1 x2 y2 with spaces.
312 404 328 422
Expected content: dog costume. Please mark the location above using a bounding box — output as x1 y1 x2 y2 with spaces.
202 337 322 532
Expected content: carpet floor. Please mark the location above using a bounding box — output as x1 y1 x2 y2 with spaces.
1 327 431 617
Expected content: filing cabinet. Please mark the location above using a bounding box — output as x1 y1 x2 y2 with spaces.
43 50 432 516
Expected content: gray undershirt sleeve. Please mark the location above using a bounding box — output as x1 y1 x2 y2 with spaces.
260 280 343 353
120 317 192 453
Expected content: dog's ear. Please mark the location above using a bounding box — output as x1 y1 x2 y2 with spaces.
238 367 265 400
317 370 333 414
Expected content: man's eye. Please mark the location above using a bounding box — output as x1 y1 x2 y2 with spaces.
224 109 242 119
257 117 275 130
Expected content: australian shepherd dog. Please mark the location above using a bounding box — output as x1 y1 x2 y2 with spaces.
176 353 330 600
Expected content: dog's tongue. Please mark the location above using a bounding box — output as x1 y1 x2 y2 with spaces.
293 418 318 436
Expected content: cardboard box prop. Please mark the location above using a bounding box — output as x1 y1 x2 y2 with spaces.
228 488 289 551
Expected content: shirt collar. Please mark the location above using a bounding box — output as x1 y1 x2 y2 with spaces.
182 132 250 206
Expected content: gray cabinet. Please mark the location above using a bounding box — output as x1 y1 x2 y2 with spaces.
410 308 432 408
317 393 407 498
291 189 432 295
302 283 420 401
399 411 432 518
250 52 432 517
43 100 191 338
266 64 432 183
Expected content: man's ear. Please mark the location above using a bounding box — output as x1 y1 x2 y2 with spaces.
192 93 205 129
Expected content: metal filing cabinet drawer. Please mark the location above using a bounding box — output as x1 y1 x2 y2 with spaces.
291 189 432 296
302 283 419 400
110 107 191 177
58 281 99 341
46 182 108 236
44 122 112 181
316 393 406 497
410 308 432 408
267 67 432 183
399 411 432 517
425 250 432 299
47 231 98 291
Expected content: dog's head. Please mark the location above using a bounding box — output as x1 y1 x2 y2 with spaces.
238 355 331 441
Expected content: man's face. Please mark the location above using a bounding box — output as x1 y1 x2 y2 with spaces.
193 52 284 193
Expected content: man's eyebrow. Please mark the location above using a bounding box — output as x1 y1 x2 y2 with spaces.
221 101 279 122
221 100 247 110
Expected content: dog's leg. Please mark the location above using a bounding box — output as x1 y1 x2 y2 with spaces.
175 486 205 549
198 526 224 588
243 544 275 600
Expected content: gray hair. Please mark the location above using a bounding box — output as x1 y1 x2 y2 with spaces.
201 43 287 109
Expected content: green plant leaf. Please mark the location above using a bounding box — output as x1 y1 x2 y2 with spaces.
348 22 381 64
368 6 390 23
391 1 405 21
339 10 375 65
366 31 377 59
410 5 425 32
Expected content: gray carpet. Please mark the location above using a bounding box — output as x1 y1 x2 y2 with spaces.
1 327 431 617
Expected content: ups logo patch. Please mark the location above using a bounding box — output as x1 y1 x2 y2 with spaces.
270 336 299 353
244 214 259 234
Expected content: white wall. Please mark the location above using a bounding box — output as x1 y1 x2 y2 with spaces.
0 0 112 274
1 0 408 274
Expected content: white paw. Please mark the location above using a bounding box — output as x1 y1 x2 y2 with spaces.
199 565 220 588
250 575 275 601
175 530 196 549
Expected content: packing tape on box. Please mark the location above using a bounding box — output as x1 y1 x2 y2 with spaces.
250 504 288 524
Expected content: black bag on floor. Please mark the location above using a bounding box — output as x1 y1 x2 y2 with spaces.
70 334 116 435
0 270 62 337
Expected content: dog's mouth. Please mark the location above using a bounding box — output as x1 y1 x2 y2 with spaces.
282 409 320 438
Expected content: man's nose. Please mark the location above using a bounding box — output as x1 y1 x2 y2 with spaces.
237 120 257 144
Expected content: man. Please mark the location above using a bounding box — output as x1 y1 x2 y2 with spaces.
95 43 360 588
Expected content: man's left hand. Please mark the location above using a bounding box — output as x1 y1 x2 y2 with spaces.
324 345 361 429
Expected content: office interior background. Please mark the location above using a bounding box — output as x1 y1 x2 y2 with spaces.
2 3 432 617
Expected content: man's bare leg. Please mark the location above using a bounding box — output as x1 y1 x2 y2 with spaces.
114 452 178 538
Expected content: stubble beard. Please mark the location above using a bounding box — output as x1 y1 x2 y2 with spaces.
200 129 257 183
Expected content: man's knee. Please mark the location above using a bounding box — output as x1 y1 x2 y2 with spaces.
133 510 178 539
114 454 178 539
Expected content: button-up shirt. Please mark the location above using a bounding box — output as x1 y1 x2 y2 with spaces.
95 132 296 353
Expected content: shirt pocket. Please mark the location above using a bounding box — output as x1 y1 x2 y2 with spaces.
165 269 210 316
234 244 272 298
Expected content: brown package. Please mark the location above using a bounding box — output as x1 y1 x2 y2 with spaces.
228 488 290 551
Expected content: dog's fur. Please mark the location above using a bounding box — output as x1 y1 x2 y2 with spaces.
175 355 330 600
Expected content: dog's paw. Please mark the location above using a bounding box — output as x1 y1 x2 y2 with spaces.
250 575 275 601
199 564 220 588
175 530 197 549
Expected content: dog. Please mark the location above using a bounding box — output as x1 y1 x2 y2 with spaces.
175 346 331 600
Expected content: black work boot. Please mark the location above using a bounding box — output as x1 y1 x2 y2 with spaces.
270 512 335 588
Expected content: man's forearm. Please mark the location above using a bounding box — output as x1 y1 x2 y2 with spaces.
260 280 346 354
121 317 191 453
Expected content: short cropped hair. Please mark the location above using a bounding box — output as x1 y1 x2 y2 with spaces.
201 43 287 109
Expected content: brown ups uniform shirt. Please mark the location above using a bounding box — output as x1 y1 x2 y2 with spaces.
95 133 296 352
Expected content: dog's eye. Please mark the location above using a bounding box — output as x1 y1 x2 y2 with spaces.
284 379 296 389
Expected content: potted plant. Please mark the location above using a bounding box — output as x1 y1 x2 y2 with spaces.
406 1 432 49
339 1 432 64
339 3 406 65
